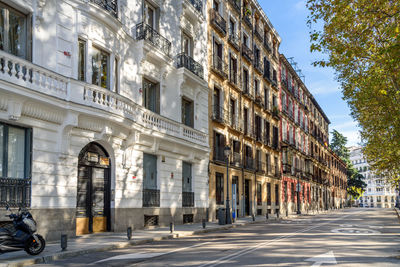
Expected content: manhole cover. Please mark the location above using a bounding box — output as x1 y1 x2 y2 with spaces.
331 228 381 235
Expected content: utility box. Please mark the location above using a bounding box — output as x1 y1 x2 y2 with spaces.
217 208 226 225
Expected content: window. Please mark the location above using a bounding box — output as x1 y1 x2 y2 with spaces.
257 182 262 205
182 32 193 57
229 18 236 36
284 181 288 203
0 123 32 207
264 87 269 109
264 120 270 145
243 68 249 92
272 126 279 149
266 153 271 174
216 172 224 205
275 184 279 205
229 54 237 84
243 107 249 135
78 39 86 81
144 1 158 29
267 183 271 205
291 183 295 202
214 131 225 161
91 46 110 89
181 97 194 127
0 2 30 59
143 78 160 113
263 58 270 78
230 98 236 127
255 115 261 140
274 156 278 175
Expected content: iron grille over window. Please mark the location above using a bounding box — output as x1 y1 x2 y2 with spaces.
143 189 160 207
182 192 194 207
89 0 118 18
0 178 31 207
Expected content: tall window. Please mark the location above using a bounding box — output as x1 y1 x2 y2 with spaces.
78 39 86 81
275 184 279 205
230 98 236 127
182 32 193 56
229 54 237 84
257 182 262 205
181 97 194 127
284 181 287 203
143 78 160 113
182 162 192 193
243 68 249 92
267 183 271 205
214 132 225 161
0 2 30 59
143 153 159 207
144 1 158 29
264 87 269 109
91 46 110 89
216 172 224 205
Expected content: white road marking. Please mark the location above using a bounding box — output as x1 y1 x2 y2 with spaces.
331 228 381 235
305 251 337 267
92 241 211 264
198 210 365 267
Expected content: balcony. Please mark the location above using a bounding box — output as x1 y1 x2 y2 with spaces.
186 0 203 13
229 0 241 14
176 53 204 80
254 28 263 42
211 55 228 79
210 9 227 36
228 33 241 51
282 163 291 174
0 178 31 207
212 105 227 124
242 83 254 99
254 59 263 75
263 41 272 54
182 191 194 207
88 0 118 18
256 161 265 173
136 23 171 57
229 115 240 131
243 14 252 29
242 44 253 63
214 147 226 162
228 70 239 88
272 106 280 119
245 157 255 170
255 93 263 107
264 135 271 147
231 152 242 167
143 189 160 207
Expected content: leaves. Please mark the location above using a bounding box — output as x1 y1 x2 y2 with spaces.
307 0 400 186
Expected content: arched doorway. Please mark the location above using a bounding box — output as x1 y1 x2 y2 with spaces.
76 142 111 235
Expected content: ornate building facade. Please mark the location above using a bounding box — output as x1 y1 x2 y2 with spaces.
0 0 209 241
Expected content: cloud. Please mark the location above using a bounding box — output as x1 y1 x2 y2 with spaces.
331 120 358 131
294 0 307 11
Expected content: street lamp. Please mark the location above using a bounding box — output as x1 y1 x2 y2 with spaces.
224 145 232 224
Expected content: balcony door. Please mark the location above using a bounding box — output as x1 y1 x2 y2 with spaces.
76 142 111 235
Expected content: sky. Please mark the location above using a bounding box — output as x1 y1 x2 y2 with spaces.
259 0 361 146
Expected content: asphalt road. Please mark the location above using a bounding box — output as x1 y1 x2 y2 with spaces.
33 208 400 266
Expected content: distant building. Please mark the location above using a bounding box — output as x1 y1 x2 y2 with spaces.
349 147 396 208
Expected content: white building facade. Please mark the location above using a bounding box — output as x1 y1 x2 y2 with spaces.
349 147 396 208
0 0 209 241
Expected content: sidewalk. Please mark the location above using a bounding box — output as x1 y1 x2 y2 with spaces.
0 209 336 267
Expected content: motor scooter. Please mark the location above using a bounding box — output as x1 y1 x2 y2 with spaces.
0 206 45 255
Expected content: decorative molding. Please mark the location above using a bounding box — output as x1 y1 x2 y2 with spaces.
58 111 79 159
22 102 64 124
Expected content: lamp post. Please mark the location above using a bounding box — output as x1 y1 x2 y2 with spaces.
224 145 232 224
296 174 301 215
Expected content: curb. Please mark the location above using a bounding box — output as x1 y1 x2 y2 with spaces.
3 218 275 267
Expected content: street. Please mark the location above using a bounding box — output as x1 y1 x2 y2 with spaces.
33 208 400 266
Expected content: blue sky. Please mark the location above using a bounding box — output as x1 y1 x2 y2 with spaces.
259 0 360 146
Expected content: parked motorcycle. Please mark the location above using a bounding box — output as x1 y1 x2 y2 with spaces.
0 206 45 255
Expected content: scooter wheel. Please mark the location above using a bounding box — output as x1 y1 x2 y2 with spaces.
24 234 45 255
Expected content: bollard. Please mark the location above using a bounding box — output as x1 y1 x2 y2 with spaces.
127 227 132 240
252 214 255 221
202 219 206 229
276 211 279 219
170 222 174 233
61 234 67 251
286 209 288 217
266 212 269 221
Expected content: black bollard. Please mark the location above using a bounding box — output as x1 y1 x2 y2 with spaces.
170 222 174 233
266 212 269 221
127 227 132 240
252 214 255 221
202 219 206 229
61 234 67 251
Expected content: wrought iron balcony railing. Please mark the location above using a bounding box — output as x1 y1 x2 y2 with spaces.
214 147 226 162
88 0 118 18
187 0 203 13
242 44 253 63
0 178 31 207
209 9 227 35
228 0 241 13
182 191 194 207
254 28 263 42
263 41 272 54
243 15 252 29
245 157 255 170
254 59 263 74
256 161 266 173
143 189 160 207
136 23 171 56
176 53 204 79
228 33 240 51
229 69 239 87
212 105 227 124
211 54 228 78
231 152 242 167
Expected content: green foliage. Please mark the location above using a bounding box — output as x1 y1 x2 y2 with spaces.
306 0 400 185
330 129 366 198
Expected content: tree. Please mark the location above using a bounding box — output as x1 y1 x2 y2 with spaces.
330 130 366 199
306 0 400 185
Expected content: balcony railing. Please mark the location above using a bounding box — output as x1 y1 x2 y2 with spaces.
256 161 265 173
0 178 31 207
254 28 263 42
245 157 255 170
228 33 240 51
212 105 227 124
243 14 252 28
229 70 239 87
214 147 226 162
228 0 241 13
186 0 202 13
88 0 118 18
143 189 160 207
182 191 194 207
231 152 242 167
210 9 227 35
242 44 253 63
263 41 272 54
211 55 228 78
136 23 171 56
176 53 204 79
254 59 263 74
